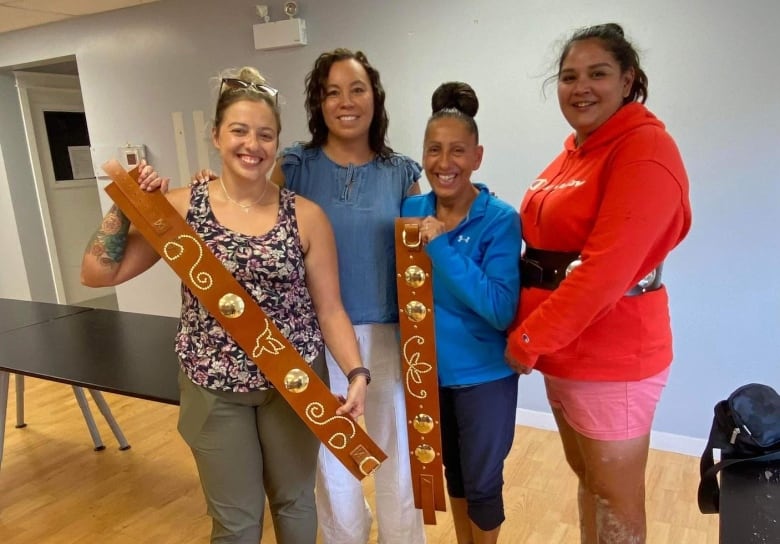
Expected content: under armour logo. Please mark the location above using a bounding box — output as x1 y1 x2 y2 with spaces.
456 235 470 243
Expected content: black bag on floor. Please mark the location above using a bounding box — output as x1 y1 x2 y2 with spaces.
698 383 780 513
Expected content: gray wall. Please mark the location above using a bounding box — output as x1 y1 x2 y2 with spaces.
0 0 777 445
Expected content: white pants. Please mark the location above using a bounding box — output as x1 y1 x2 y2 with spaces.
316 323 426 544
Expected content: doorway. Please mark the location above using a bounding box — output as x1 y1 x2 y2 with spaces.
14 63 116 308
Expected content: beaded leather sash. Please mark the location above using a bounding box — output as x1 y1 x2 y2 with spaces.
394 218 446 524
102 160 386 480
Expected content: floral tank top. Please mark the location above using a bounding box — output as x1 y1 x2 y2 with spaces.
175 183 323 392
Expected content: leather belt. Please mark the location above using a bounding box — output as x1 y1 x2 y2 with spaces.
521 246 663 296
102 160 386 480
394 219 446 525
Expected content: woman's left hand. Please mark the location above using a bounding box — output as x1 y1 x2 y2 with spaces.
505 346 536 375
336 375 367 420
420 216 446 243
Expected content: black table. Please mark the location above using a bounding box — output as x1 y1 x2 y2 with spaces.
0 297 91 332
0 307 180 404
0 299 180 469
719 460 780 543
0 299 94 430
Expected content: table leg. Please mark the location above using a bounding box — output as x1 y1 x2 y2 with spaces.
15 374 26 428
72 386 105 451
88 390 130 450
0 371 9 471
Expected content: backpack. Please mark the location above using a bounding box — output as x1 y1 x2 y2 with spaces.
697 383 780 514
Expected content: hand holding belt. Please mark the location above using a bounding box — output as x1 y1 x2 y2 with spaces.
521 246 663 296
102 160 385 480
394 218 446 524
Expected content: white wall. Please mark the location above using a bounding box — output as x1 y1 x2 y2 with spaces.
0 144 31 299
0 0 777 445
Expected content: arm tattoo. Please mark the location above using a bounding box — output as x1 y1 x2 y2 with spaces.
84 205 131 269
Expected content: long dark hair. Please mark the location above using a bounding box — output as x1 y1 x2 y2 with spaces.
303 48 393 158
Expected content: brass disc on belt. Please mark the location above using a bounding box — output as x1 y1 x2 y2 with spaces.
412 413 435 434
414 444 436 464
284 368 309 393
404 265 426 288
405 301 427 322
218 293 245 318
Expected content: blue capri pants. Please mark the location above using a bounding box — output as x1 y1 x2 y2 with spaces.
440 373 519 531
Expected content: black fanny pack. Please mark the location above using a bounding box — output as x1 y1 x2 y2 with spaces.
520 246 663 296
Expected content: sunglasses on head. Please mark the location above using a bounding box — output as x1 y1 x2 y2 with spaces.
220 78 279 104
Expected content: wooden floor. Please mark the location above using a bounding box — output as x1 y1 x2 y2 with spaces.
0 377 718 543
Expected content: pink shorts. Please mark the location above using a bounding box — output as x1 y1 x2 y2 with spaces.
544 367 670 441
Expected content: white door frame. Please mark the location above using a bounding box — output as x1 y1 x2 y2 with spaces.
15 72 86 304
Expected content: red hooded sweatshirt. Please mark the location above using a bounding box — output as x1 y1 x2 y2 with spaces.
507 102 691 381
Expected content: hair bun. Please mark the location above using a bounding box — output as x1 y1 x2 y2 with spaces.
237 66 267 85
603 23 625 37
431 81 478 118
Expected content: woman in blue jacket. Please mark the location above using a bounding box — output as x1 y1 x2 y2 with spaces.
401 81 522 544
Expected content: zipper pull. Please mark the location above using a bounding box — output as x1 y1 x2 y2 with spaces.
730 427 741 444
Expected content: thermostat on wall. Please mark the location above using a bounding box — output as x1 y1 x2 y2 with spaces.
119 144 147 169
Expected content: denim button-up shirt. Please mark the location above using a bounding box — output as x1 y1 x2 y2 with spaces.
281 143 421 324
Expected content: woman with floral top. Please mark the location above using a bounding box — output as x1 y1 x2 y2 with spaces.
81 66 368 544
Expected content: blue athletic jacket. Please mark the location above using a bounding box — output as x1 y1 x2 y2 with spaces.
401 183 522 386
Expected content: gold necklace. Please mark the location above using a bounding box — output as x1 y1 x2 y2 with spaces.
218 177 268 213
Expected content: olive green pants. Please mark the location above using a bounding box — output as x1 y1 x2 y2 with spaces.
178 354 327 544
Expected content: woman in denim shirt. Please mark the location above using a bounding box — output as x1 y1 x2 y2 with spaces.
274 48 425 544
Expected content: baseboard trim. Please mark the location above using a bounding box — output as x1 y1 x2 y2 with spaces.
515 408 706 457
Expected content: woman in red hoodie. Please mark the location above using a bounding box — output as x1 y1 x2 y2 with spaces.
505 23 691 543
